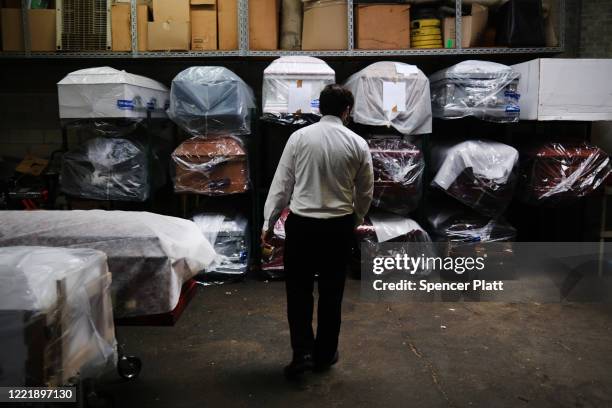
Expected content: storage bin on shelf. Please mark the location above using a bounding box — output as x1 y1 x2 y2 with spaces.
429 60 520 123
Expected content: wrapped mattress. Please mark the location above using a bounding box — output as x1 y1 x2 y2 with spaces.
192 213 249 278
57 67 169 119
0 211 217 318
0 246 116 386
431 140 519 217
344 62 432 135
263 56 335 117
261 208 290 279
172 135 250 195
369 138 424 215
167 67 256 136
429 60 520 123
60 137 150 202
519 142 612 205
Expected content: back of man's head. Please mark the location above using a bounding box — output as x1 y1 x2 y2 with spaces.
319 84 354 118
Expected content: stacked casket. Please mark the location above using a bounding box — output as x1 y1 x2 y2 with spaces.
0 247 117 386
192 213 249 279
519 142 612 205
344 61 432 135
172 136 249 195
57 67 170 201
261 208 290 279
60 137 150 201
431 140 519 217
429 61 520 123
369 138 424 215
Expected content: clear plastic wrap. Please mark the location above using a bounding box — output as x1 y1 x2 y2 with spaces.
57 67 169 120
519 142 612 205
369 138 424 215
172 135 250 195
261 208 290 279
429 60 520 122
192 213 249 280
262 56 335 119
427 208 517 243
0 246 117 386
0 210 216 318
344 61 432 135
167 67 256 136
60 137 150 202
431 140 519 217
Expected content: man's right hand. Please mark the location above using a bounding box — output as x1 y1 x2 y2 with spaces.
261 228 273 244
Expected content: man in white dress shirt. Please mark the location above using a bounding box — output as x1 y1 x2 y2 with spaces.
262 84 374 379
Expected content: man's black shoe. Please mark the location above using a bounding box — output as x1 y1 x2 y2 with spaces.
314 351 339 372
283 354 314 380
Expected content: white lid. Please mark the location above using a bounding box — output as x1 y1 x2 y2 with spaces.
58 66 168 92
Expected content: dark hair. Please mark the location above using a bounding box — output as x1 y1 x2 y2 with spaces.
319 84 354 117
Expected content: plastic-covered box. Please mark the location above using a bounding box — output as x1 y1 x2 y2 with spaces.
519 142 612 205
369 138 424 215
344 61 432 135
431 140 519 217
167 67 256 136
172 135 250 195
429 60 520 123
0 246 117 386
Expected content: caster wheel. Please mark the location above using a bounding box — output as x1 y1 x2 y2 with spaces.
117 355 142 380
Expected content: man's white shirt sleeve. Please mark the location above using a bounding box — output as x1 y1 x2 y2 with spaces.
353 143 374 226
263 133 297 231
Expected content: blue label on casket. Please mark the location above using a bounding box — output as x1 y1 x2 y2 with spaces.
505 105 520 113
504 90 520 100
146 98 157 111
311 99 320 108
117 99 135 110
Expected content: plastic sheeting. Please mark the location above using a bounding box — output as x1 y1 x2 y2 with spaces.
192 213 249 279
429 60 520 122
261 208 290 278
60 137 150 202
172 135 250 195
262 56 335 117
0 211 216 318
57 67 169 119
519 142 612 205
431 140 519 217
0 246 117 386
344 61 432 135
369 138 424 215
428 209 517 242
167 67 256 136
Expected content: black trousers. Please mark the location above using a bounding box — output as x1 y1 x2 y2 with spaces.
283 212 354 362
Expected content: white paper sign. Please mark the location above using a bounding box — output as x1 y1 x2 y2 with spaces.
287 82 312 114
382 81 406 112
394 63 419 76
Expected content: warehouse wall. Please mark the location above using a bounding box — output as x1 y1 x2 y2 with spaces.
579 0 612 57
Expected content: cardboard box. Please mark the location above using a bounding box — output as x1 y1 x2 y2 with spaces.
191 5 217 50
191 0 215 3
111 4 131 51
302 0 347 50
153 0 190 22
512 58 612 121
1 8 56 51
355 4 409 49
249 0 278 50
443 4 487 48
137 4 149 51
217 0 237 49
148 20 190 50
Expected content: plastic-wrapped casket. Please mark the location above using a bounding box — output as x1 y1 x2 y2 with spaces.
172 135 249 195
429 61 520 122
431 140 519 217
60 137 150 201
167 67 256 135
369 138 424 215
261 208 290 278
344 62 432 135
262 56 335 118
0 211 216 318
57 67 169 119
519 142 612 205
192 213 249 278
0 247 117 386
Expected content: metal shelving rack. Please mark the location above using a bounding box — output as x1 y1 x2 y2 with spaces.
3 0 564 58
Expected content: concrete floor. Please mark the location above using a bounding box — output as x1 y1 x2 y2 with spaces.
101 279 612 408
